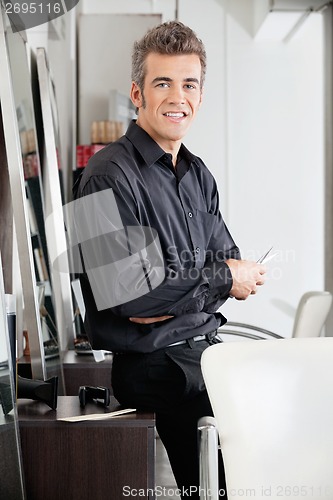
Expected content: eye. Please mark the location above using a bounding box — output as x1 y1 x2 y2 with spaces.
156 82 169 88
184 84 196 90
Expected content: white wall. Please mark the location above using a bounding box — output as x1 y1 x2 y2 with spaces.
81 0 176 19
222 1 325 335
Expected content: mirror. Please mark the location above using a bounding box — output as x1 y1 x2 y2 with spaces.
0 6 66 390
0 252 25 500
35 46 76 352
0 6 45 380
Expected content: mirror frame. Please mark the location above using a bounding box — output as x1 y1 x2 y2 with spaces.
36 46 75 351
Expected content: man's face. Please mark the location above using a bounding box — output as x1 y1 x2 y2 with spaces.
131 53 203 152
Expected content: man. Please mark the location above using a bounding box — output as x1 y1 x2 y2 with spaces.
74 21 266 499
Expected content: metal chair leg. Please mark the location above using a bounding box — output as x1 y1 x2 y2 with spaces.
198 416 219 500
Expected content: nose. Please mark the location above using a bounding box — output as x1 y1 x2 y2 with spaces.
168 85 186 105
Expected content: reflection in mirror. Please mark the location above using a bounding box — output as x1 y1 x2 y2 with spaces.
0 253 25 500
0 7 65 391
0 6 45 380
36 46 76 352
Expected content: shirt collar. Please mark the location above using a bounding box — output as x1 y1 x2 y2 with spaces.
125 120 197 168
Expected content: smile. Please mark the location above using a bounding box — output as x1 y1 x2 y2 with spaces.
164 112 187 118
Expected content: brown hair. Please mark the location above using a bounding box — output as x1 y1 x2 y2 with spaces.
132 21 207 93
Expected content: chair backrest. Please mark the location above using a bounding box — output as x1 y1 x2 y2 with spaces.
292 291 332 338
201 338 333 499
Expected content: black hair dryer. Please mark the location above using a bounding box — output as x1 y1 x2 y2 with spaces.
17 376 58 410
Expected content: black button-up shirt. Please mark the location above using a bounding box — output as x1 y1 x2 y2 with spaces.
74 121 240 353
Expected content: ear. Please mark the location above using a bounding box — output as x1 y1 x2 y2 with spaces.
130 82 144 109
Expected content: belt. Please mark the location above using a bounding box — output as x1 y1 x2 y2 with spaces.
166 334 208 348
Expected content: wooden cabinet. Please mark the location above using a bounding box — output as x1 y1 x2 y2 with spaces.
18 396 155 500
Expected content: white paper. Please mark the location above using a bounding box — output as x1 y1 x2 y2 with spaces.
58 408 136 422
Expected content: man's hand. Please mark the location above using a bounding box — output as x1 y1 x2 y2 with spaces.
225 259 266 300
129 315 174 324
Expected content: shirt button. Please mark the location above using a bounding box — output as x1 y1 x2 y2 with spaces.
195 247 200 254
188 212 193 218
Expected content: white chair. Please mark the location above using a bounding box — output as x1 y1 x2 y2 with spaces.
199 337 333 500
218 291 332 341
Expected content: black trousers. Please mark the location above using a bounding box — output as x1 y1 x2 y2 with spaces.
112 339 227 499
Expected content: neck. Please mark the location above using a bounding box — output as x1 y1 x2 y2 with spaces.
163 144 180 167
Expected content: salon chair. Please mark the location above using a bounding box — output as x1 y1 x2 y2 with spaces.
217 291 332 341
198 337 333 500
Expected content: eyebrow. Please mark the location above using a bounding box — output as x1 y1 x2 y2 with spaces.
151 77 200 85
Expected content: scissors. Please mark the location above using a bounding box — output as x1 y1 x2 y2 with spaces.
257 246 277 264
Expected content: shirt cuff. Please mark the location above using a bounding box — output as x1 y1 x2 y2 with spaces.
203 261 233 297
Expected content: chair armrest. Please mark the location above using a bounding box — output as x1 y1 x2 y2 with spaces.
219 322 284 340
198 416 219 500
217 329 267 341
